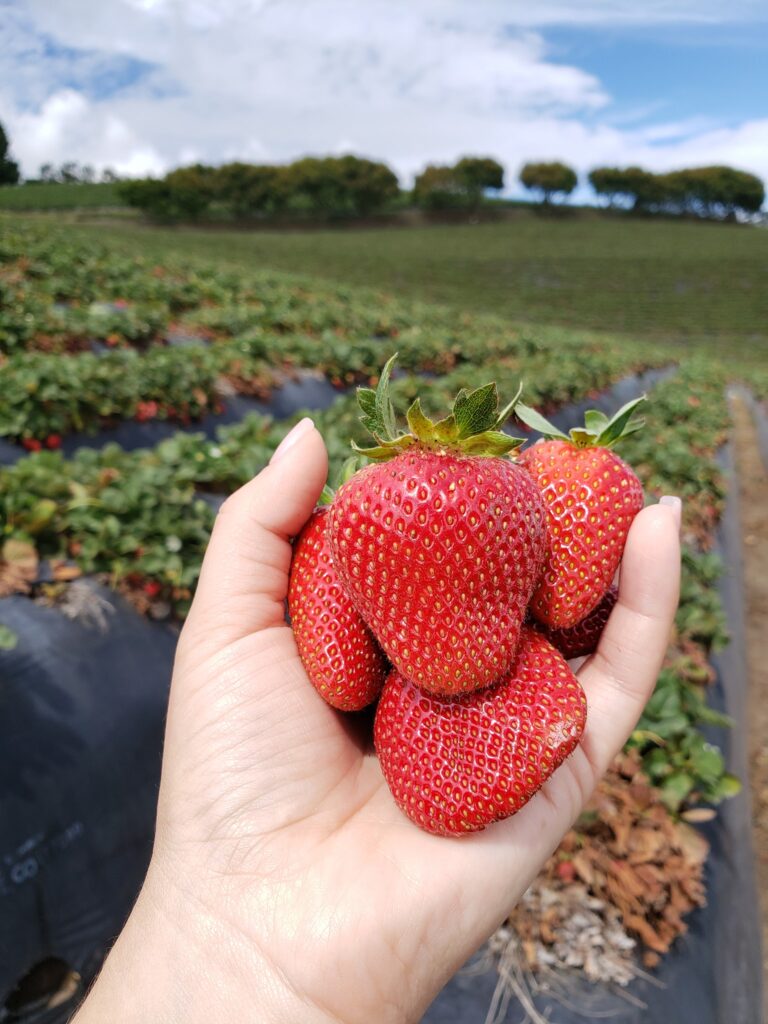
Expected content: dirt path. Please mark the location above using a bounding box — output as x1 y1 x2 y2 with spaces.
730 391 768 1018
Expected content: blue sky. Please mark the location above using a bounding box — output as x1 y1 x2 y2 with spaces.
1 0 767 197
545 24 768 128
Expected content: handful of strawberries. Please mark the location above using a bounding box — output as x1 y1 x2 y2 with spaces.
288 357 646 837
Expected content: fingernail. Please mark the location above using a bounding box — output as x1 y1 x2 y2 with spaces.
660 495 682 532
270 417 314 464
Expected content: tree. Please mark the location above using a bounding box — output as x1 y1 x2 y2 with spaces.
214 162 289 217
331 155 400 215
588 167 636 208
454 156 504 196
101 168 119 183
284 155 399 216
39 163 56 182
0 121 20 185
120 165 216 221
413 165 468 210
519 161 577 204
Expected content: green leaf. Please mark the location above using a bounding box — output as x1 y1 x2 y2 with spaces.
494 380 524 429
374 353 399 441
406 398 437 441
351 436 416 461
432 414 459 444
0 625 18 651
584 409 609 436
660 771 695 810
453 383 499 438
596 394 647 448
318 484 335 506
356 387 380 437
460 430 524 457
711 772 742 799
515 402 568 439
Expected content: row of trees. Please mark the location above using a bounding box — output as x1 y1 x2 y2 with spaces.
1 113 764 219
517 161 765 217
35 162 121 184
122 156 764 222
120 156 401 220
587 165 765 217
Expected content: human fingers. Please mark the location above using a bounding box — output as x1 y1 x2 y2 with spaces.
179 417 328 656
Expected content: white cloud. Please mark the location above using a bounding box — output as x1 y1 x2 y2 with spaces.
0 0 766 198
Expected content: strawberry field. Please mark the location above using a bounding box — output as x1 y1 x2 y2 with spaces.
0 216 760 1021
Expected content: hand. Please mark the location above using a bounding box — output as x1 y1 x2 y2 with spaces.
73 418 681 1024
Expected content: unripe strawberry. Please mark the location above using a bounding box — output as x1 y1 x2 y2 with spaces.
289 506 387 711
374 627 586 836
516 398 645 629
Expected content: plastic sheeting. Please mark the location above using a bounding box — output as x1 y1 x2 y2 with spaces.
0 585 176 1021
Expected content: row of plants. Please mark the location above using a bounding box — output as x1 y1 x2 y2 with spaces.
2 221 670 443
0 347 663 601
0 333 663 447
501 358 739 982
0 346 233 444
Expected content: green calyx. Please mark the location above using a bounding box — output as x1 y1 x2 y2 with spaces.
353 354 524 461
319 455 365 505
515 394 647 449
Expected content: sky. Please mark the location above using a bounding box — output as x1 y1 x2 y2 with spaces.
1 0 767 198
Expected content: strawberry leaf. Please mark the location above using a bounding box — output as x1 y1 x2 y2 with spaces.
406 398 437 440
515 403 569 439
454 382 499 438
596 394 647 448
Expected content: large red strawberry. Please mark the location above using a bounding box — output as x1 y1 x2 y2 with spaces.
533 585 618 660
516 398 645 630
328 357 547 697
374 627 587 836
288 506 387 711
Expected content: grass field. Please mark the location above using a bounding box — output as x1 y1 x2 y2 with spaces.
0 182 123 210
53 210 768 364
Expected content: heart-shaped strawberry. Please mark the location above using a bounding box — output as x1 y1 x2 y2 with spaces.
328 357 547 696
374 627 587 836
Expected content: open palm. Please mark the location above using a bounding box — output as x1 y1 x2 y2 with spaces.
76 420 680 1024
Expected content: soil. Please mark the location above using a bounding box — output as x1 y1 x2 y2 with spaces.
729 391 768 1018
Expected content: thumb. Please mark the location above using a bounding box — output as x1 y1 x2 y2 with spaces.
180 418 328 655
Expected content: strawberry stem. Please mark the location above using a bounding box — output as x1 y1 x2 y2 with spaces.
516 394 647 449
353 355 525 460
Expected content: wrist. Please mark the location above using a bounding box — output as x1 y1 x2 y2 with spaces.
72 859 340 1024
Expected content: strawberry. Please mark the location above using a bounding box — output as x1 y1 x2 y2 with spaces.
288 505 387 711
45 433 62 450
534 584 618 660
374 627 587 836
22 438 42 452
143 580 162 598
328 357 547 697
516 398 645 630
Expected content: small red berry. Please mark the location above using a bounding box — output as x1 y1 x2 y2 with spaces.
288 507 387 711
